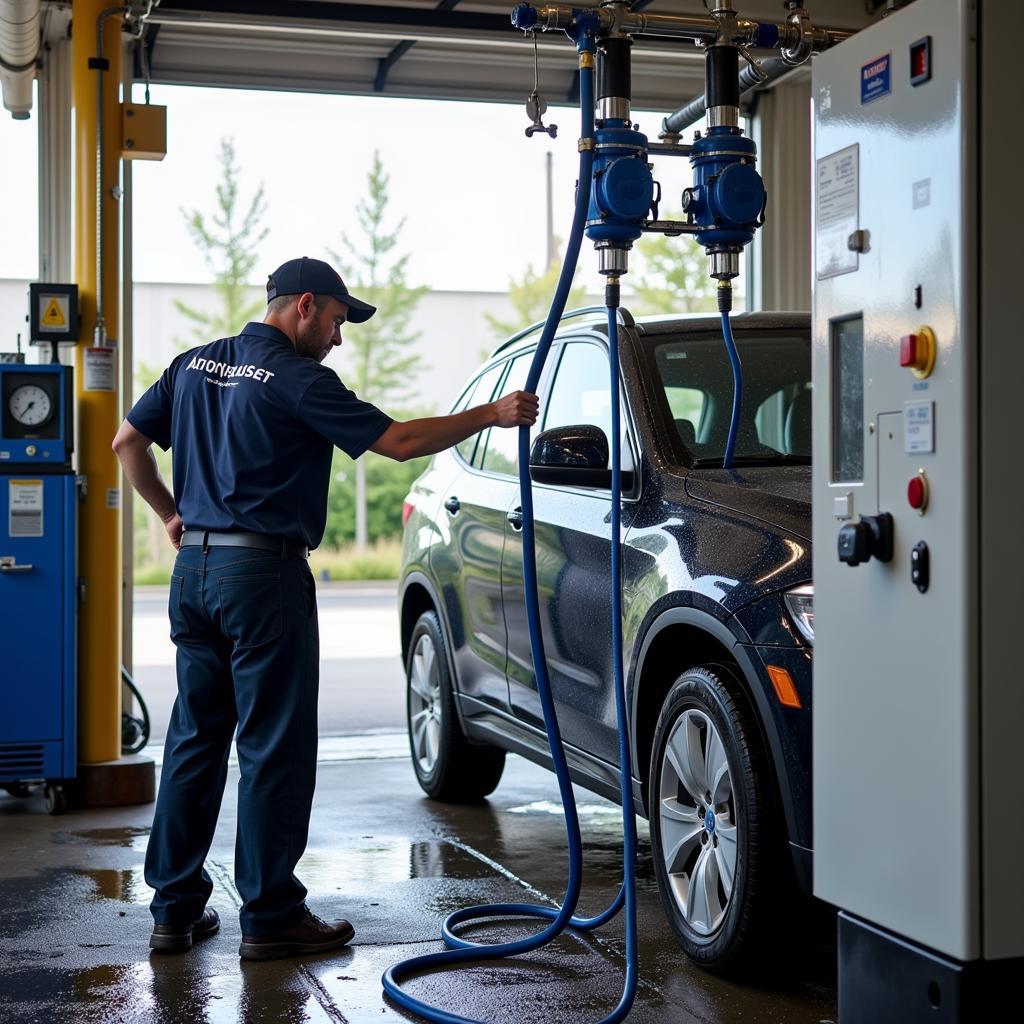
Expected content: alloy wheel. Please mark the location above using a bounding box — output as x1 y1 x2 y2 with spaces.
409 632 443 774
657 708 738 936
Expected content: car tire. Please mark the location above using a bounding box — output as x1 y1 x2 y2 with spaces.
406 610 505 802
649 664 784 974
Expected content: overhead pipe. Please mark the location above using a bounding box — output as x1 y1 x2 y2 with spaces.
0 0 42 119
662 56 791 136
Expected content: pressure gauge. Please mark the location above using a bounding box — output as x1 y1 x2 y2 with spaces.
9 383 54 427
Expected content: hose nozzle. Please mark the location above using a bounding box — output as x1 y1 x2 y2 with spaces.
717 279 733 314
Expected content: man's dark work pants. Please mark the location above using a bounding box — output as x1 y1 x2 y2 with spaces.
145 545 319 936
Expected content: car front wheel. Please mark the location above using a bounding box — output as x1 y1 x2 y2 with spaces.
649 664 780 974
406 610 505 802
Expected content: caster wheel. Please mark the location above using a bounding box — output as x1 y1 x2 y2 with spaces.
44 783 67 815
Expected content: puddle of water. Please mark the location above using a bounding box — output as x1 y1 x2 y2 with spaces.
299 838 495 890
75 866 150 905
62 827 150 852
506 801 621 818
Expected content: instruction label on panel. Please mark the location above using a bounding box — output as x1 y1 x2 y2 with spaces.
9 479 44 538
84 346 116 392
904 400 935 454
816 144 859 280
38 293 69 332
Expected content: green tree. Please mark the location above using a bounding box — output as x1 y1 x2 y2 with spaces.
485 251 587 342
173 136 268 345
630 226 717 315
328 151 429 549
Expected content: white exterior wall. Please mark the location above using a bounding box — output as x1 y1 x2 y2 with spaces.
0 279 600 411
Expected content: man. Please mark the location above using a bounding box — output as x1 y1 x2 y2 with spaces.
113 257 538 960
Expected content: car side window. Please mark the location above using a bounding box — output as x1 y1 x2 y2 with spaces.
542 341 634 472
479 351 537 477
454 362 506 466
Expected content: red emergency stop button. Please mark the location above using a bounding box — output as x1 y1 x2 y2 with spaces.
908 471 929 513
899 325 936 378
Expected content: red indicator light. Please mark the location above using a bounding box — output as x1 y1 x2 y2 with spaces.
402 499 414 527
907 474 929 512
910 37 931 86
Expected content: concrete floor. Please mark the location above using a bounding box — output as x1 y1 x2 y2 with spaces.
0 744 837 1024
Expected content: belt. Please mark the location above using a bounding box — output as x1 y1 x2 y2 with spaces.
180 530 309 559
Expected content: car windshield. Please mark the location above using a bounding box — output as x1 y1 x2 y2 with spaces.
643 330 812 468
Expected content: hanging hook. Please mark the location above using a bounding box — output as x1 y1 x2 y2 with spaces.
525 30 558 139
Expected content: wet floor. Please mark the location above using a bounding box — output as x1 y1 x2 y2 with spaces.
0 746 837 1023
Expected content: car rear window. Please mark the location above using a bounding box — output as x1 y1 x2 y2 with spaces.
645 332 811 466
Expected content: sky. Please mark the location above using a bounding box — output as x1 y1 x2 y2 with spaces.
0 83 702 293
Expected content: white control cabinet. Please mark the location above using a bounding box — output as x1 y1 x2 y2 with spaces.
812 0 1022 1017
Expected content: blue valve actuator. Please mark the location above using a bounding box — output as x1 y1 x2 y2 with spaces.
510 3 538 30
586 123 654 245
687 127 765 249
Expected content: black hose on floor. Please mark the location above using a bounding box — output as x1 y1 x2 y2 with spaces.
121 666 151 754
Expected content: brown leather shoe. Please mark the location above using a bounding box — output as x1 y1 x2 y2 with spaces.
238 906 355 961
150 907 220 953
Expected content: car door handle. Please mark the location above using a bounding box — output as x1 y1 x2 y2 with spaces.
507 507 524 531
443 496 461 515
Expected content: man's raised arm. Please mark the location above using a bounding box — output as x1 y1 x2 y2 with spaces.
369 390 539 463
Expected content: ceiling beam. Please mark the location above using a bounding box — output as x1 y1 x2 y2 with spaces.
374 0 462 94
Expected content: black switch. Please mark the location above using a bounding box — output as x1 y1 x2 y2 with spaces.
838 513 894 567
838 521 871 566
911 541 929 592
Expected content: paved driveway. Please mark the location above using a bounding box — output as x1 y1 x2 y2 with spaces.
130 582 405 741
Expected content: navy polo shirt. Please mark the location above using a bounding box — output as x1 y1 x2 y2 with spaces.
127 322 393 549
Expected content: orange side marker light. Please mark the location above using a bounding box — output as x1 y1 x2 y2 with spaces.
767 665 802 709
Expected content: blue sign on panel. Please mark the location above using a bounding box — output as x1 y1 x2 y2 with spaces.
861 52 891 104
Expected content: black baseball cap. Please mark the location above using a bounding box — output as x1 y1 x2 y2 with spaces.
266 257 377 323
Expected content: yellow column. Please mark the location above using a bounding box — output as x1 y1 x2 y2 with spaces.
71 0 123 763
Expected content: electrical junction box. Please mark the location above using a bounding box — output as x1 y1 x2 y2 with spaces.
811 0 1023 1012
121 102 167 161
28 282 78 345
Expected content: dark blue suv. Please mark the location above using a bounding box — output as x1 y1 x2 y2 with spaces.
398 309 814 972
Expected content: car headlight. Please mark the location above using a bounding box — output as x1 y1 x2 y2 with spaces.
783 585 814 645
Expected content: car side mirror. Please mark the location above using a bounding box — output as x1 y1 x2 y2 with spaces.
529 424 634 490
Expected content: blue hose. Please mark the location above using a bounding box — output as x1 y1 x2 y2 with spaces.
720 308 742 469
382 48 638 1024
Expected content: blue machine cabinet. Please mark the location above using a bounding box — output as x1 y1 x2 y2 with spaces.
0 363 77 813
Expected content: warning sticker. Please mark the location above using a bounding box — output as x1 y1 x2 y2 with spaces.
38 293 69 333
9 479 43 538
106 488 121 510
84 346 117 392
861 52 891 106
816 144 859 280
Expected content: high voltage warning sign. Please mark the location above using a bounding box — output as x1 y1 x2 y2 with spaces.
41 297 67 328
28 282 78 344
